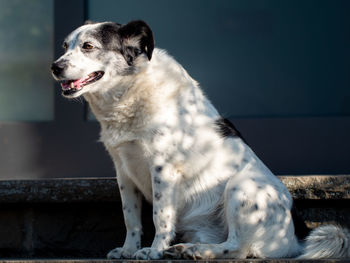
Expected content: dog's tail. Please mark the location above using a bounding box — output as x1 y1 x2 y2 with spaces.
298 224 350 258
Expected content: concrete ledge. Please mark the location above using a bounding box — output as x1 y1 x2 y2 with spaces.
0 175 349 203
0 259 348 263
279 175 350 200
0 178 120 203
0 176 349 258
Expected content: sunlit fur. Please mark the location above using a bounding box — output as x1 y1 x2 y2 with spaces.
53 21 350 260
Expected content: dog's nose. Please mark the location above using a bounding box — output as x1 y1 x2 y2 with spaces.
51 60 66 76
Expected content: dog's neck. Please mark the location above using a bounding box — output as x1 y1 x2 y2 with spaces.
83 70 158 132
83 49 195 136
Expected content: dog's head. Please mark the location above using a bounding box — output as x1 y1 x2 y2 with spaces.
51 20 154 98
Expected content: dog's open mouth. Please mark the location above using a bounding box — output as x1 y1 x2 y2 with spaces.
60 71 104 95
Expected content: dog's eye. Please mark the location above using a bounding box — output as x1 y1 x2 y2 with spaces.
63 42 68 51
82 42 94 50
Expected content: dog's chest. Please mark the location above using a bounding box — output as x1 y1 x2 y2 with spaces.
111 140 153 201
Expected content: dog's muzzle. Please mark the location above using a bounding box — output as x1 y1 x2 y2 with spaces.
51 59 105 96
51 60 67 78
60 71 105 96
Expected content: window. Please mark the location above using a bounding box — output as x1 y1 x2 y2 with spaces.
0 0 113 179
0 0 54 121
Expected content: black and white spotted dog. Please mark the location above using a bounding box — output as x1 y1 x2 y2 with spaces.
51 20 350 259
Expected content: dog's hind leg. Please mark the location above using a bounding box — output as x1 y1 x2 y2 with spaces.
165 162 300 259
165 175 250 259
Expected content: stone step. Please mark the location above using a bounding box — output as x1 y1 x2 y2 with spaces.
0 175 349 203
0 176 348 258
0 260 348 263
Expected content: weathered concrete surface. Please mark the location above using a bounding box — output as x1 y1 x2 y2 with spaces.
0 176 349 258
0 202 155 258
280 175 350 200
0 178 120 203
0 175 349 203
0 259 348 263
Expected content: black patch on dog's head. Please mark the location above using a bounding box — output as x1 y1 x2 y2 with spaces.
93 22 121 51
117 20 154 64
215 117 246 142
93 21 154 66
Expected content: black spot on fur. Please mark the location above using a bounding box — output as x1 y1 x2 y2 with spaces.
131 232 135 237
154 211 157 215
291 202 311 240
154 176 161 184
155 166 163 173
223 250 229 254
120 185 124 190
253 204 259 210
341 239 345 250
189 99 196 105
231 187 238 192
154 192 162 200
215 117 245 142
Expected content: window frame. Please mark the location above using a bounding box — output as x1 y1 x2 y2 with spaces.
0 0 114 179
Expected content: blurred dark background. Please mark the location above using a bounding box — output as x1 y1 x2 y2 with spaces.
0 0 349 179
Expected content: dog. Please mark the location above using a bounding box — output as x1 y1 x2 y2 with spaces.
51 20 350 259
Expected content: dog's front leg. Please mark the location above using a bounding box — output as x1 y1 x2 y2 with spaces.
107 165 143 259
134 164 179 260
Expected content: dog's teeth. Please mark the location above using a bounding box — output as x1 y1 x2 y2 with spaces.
70 82 74 89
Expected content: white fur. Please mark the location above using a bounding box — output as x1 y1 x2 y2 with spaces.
54 22 350 260
299 225 350 259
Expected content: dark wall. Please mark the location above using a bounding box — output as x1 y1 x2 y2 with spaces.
88 0 350 118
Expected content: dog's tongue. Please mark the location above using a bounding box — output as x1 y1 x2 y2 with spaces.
61 79 82 91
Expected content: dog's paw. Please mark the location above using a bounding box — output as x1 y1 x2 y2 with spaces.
107 247 135 259
164 243 187 259
133 247 163 259
164 243 204 260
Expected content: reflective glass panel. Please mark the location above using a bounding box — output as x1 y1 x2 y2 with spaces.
0 0 54 121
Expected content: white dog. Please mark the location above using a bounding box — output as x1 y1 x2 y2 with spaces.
51 20 350 259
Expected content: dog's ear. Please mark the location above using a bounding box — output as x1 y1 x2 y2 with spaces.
118 20 154 65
